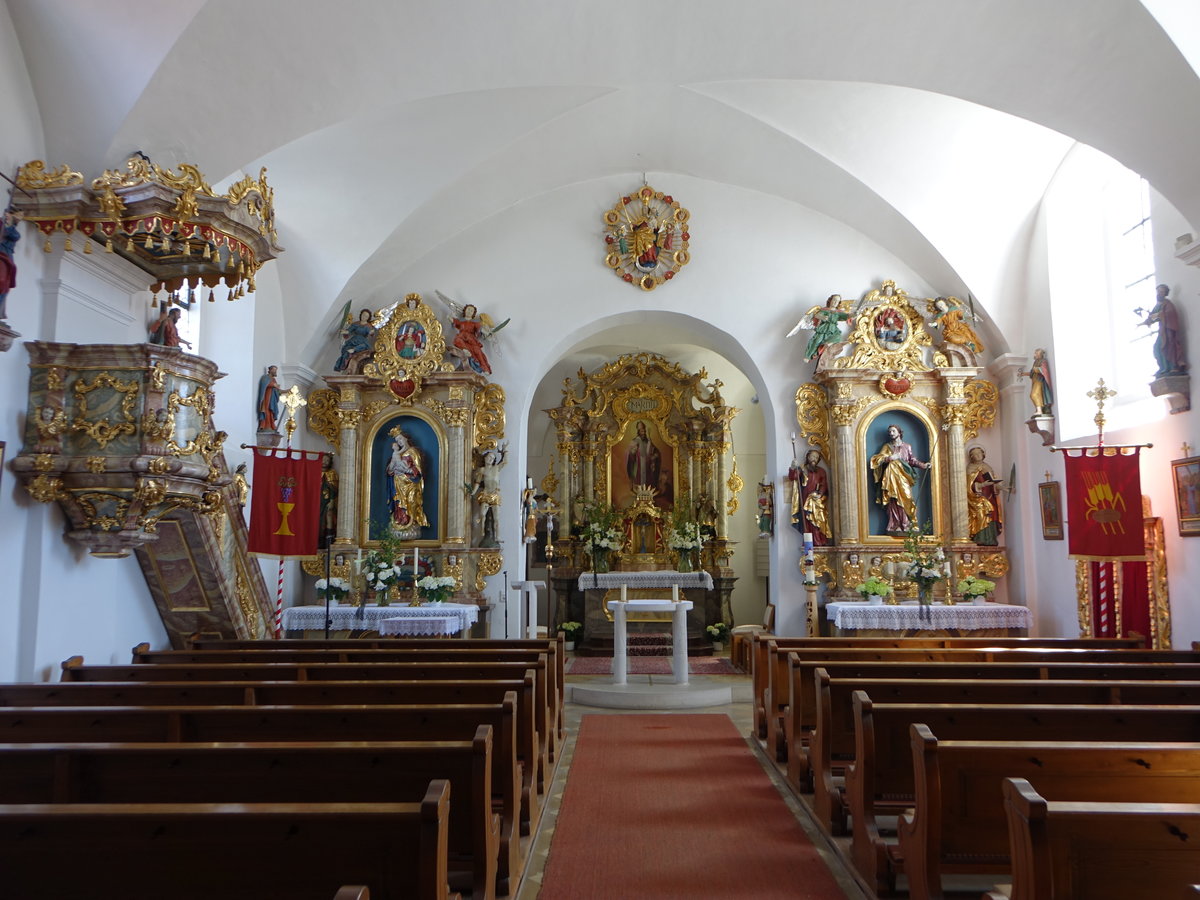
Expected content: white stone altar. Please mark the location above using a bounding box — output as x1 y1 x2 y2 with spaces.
607 597 694 685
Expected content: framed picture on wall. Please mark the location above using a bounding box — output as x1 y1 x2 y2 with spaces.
1038 480 1063 540
1171 455 1200 536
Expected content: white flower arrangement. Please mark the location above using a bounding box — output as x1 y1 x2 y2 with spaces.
956 575 996 597
364 559 404 591
416 574 457 603
667 521 703 551
582 525 623 551
315 576 350 600
855 576 893 599
705 622 729 642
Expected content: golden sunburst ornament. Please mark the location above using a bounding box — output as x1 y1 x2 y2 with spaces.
603 185 690 291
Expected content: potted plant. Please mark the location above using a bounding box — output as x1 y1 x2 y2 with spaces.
416 574 457 604
706 621 729 651
559 621 583 650
855 576 894 605
315 576 350 606
957 575 996 605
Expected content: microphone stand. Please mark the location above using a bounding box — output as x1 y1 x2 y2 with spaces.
323 535 333 640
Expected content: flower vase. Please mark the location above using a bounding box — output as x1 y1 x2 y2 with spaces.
593 552 610 574
678 552 693 573
711 641 724 653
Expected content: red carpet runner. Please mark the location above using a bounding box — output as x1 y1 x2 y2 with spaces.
538 714 848 899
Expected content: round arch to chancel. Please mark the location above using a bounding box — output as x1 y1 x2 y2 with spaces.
520 311 777 631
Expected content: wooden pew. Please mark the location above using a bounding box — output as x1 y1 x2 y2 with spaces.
181 636 566 747
898 726 1200 900
335 890 369 900
132 642 563 764
846 697 1200 895
786 655 1200 772
0 782 458 900
0 699 524 889
63 656 552 808
989 778 1200 900
756 637 1159 754
0 733 500 900
12 674 545 841
749 634 1144 740
805 671 1200 832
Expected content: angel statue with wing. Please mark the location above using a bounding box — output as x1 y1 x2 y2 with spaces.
435 290 510 375
788 293 853 369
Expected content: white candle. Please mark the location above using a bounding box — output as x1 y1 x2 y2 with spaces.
412 547 418 574
527 476 534 489
354 548 363 574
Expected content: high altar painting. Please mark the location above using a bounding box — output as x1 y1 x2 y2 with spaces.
610 417 675 509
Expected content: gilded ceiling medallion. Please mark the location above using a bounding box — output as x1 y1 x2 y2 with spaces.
602 185 690 291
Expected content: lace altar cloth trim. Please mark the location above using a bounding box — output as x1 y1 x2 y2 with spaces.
282 603 478 633
825 601 1031 631
577 571 714 591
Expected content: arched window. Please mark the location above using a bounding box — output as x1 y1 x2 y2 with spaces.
1044 145 1160 440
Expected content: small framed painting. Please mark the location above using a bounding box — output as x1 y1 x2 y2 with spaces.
1171 455 1200 536
1038 480 1063 540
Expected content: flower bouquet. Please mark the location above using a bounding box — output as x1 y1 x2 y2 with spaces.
899 522 950 614
667 503 704 572
416 574 457 604
957 575 996 604
855 576 893 605
315 576 350 605
363 553 404 595
581 501 623 573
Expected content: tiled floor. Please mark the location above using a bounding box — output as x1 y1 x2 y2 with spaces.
515 667 871 899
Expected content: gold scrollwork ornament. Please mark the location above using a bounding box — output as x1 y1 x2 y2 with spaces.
475 551 503 592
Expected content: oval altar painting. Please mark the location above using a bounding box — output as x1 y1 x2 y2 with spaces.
396 321 427 359
872 308 908 350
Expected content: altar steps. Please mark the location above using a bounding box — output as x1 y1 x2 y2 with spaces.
575 634 717 658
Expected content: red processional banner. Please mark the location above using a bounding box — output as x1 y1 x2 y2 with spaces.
247 448 324 558
1063 447 1145 561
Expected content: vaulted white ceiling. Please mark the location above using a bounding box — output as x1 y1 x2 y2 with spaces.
7 0 1198 366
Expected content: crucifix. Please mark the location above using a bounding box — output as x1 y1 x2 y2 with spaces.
1086 378 1117 445
279 385 308 446
1183 442 1194 458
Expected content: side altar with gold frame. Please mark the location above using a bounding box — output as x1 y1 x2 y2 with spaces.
304 293 508 616
543 352 740 653
794 281 1010 611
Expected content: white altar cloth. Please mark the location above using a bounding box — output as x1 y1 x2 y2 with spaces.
606 598 694 686
282 603 478 634
825 600 1031 632
379 603 479 636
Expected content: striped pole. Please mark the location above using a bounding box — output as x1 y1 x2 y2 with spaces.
275 557 285 639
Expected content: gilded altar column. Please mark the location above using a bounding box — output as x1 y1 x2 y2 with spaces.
548 408 579 525
335 386 362 545
445 406 468 545
582 432 596 506
715 436 729 540
939 371 978 542
829 405 858 544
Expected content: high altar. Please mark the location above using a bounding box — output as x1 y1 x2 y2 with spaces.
544 353 739 653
